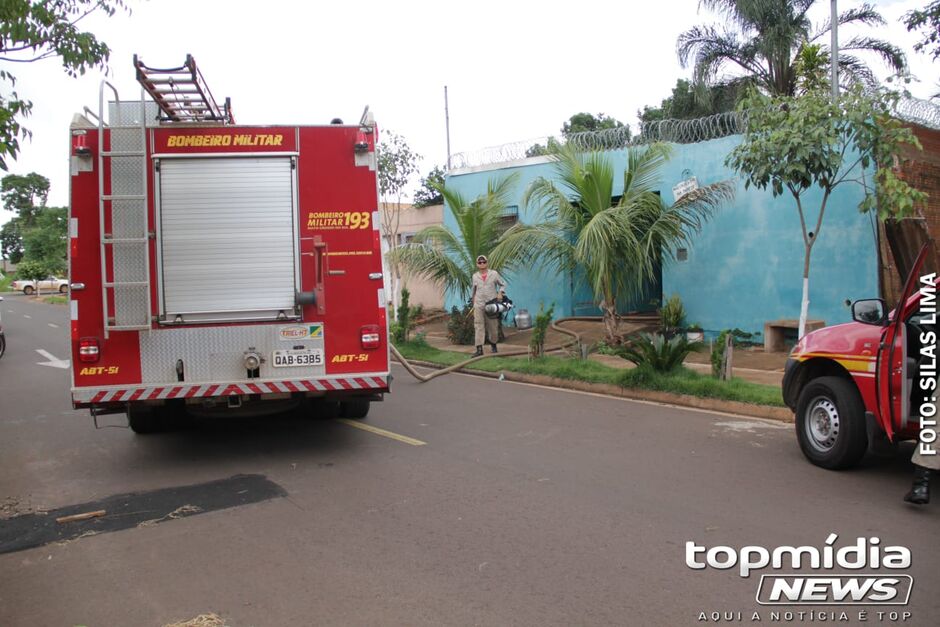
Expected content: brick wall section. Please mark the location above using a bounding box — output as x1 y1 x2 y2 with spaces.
880 124 940 304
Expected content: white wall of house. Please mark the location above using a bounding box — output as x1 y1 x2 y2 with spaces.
394 203 445 310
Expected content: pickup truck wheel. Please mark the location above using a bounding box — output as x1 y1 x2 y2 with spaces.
127 404 164 434
59 284 68 293
23 286 34 295
340 399 370 419
795 376 868 470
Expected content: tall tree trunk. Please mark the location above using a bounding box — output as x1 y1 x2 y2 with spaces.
799 242 813 338
601 292 619 343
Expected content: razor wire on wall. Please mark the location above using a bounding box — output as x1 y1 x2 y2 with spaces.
450 96 940 170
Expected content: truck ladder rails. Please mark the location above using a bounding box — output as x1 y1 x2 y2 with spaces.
98 81 153 339
133 54 233 124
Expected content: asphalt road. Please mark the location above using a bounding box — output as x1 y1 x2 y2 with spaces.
0 295 937 626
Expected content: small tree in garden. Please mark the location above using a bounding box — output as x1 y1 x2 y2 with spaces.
15 259 48 295
726 86 927 337
378 131 420 312
529 303 555 359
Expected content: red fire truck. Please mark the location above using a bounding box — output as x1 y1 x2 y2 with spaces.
68 56 390 432
784 245 937 469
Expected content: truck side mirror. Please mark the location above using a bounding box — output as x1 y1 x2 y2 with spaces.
851 299 886 325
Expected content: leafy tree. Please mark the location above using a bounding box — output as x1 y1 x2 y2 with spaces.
562 112 626 136
2 172 49 226
377 131 420 310
14 258 49 294
905 1 940 61
0 218 25 263
1 171 52 262
390 174 520 302
0 1 130 170
23 206 67 274
494 144 733 342
677 1 907 97
639 79 740 123
413 165 445 208
726 86 928 338
527 113 630 158
525 137 562 158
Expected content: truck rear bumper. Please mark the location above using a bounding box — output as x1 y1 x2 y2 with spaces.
72 373 390 408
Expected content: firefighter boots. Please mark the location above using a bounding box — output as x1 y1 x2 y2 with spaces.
903 466 931 505
473 346 484 357
490 343 498 353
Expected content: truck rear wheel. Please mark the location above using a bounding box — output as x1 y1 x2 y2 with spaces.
795 376 868 469
127 404 164 434
23 285 34 295
340 399 370 419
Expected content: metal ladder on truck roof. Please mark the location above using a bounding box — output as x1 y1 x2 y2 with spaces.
98 82 152 339
133 54 234 124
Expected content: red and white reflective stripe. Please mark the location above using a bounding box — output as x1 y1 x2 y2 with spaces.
74 376 388 404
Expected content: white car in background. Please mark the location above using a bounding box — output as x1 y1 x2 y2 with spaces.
11 276 69 295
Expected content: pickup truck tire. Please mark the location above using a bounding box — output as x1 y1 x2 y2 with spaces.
59 284 68 293
23 285 34 295
795 376 868 469
340 399 370 419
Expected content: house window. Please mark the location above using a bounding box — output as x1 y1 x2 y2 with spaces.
399 232 416 246
498 205 519 234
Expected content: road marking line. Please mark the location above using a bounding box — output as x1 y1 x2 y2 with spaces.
36 349 70 369
335 418 427 446
48 323 59 328
23 314 31 319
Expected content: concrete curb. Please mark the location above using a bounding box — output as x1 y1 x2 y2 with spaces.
401 359 794 424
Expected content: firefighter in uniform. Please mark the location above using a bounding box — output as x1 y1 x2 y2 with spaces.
470 255 506 357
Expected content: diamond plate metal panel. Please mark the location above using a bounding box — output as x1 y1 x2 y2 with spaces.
139 325 326 384
113 284 150 327
111 199 147 238
110 154 144 195
108 101 160 128
112 241 147 282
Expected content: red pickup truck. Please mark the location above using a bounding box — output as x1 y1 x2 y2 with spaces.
783 246 938 469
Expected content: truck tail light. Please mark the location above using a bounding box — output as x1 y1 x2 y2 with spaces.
79 337 100 363
354 130 370 153
361 325 381 350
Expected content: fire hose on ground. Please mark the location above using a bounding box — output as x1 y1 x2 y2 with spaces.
390 317 602 383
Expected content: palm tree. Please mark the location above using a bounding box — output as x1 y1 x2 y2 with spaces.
677 0 907 97
492 144 734 342
390 173 520 302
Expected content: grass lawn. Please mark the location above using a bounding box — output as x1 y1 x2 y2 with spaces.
395 339 784 407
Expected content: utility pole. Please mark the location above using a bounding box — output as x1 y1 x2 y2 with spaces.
831 0 839 100
444 86 452 170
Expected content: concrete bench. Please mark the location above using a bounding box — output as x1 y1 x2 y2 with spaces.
763 319 825 352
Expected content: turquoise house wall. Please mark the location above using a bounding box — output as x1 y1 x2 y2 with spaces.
444 135 879 337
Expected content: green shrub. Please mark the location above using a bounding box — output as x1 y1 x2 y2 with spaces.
393 288 412 343
660 294 686 335
529 303 555 358
447 305 475 345
618 332 703 373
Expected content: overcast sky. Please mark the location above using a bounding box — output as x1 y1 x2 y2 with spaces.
2 0 936 214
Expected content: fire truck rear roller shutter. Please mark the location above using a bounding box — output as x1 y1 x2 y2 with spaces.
159 157 298 321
